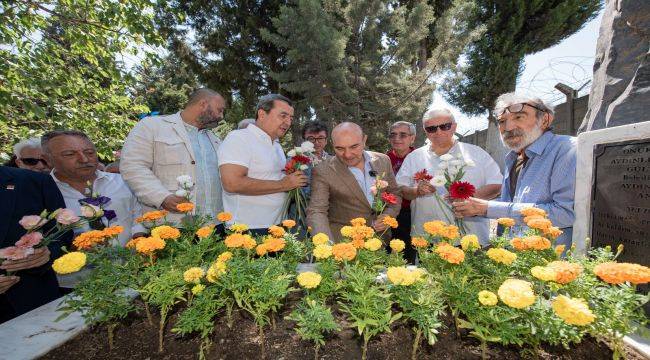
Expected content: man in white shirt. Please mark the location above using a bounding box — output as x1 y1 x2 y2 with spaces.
396 109 502 245
42 130 145 246
218 94 307 234
120 88 226 229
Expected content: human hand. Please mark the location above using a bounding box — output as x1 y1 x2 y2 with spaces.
372 215 388 232
0 247 50 272
416 182 436 197
282 171 308 191
0 275 19 294
452 197 489 218
161 195 187 213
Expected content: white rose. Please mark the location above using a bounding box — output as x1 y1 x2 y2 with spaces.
175 189 188 198
287 149 297 157
300 141 315 153
299 164 308 171
465 159 476 167
431 175 446 187
439 154 453 161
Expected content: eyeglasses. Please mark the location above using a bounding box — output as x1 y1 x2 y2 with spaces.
424 122 453 133
388 132 412 139
495 103 547 117
20 158 47 166
305 136 327 143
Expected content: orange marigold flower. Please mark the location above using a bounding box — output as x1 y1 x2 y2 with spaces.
256 243 268 256
73 230 107 250
511 236 551 251
135 210 168 223
554 245 566 257
593 262 650 285
196 226 214 239
268 225 286 238
351 238 365 249
225 233 245 248
151 225 181 240
547 261 583 284
544 226 563 239
126 237 145 249
135 236 165 255
217 212 233 222
332 243 357 261
526 218 553 232
102 225 124 237
411 237 428 248
520 207 547 218
264 237 286 252
434 243 465 264
350 218 366 227
381 216 398 229
442 225 460 240
423 220 447 236
282 219 296 228
497 217 516 227
241 235 257 250
176 202 195 213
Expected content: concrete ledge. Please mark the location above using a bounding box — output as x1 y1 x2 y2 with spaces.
624 330 650 359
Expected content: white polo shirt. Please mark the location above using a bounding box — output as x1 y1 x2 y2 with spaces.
396 141 503 245
218 124 288 228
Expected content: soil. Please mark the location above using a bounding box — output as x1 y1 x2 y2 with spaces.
40 299 642 360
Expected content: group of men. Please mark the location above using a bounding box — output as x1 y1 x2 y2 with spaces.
0 88 576 322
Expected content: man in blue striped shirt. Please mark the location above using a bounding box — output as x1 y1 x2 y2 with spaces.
452 92 576 247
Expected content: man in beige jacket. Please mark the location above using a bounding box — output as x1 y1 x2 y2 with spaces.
307 122 402 242
120 88 226 228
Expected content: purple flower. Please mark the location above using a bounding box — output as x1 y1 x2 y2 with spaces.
79 196 111 207
103 210 117 221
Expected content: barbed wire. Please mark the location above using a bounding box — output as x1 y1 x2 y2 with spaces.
517 56 594 105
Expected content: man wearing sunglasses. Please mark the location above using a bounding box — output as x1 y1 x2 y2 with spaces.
452 93 577 249
13 137 50 173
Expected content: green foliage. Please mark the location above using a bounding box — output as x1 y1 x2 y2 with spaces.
390 278 445 346
285 299 340 349
173 285 227 339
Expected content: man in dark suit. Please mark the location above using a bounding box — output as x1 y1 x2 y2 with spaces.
0 166 70 322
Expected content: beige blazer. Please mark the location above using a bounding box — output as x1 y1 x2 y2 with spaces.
120 112 221 223
307 151 402 242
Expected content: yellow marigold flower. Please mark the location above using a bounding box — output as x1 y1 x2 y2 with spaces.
442 225 460 240
176 202 195 213
386 266 424 286
497 217 516 227
52 252 87 274
312 233 330 245
423 220 446 236
151 225 181 240
351 225 375 240
486 248 517 265
340 226 354 238
183 267 205 283
268 225 286 238
196 226 214 239
544 226 563 239
297 271 322 289
520 207 547 218
229 223 249 233
547 261 583 284
217 251 233 263
73 230 107 250
191 284 206 295
126 237 145 249
434 243 465 264
531 266 558 282
350 218 366 227
332 242 357 261
593 262 650 285
390 239 405 253
135 237 166 255
206 261 227 282
313 244 332 259
217 212 233 222
554 245 566 257
241 234 257 250
103 225 124 237
411 237 428 248
478 290 498 306
382 216 398 229
526 218 552 232
364 238 383 251
552 295 595 326
282 219 296 228
135 210 168 223
256 243 268 256
225 233 244 248
498 279 535 309
460 234 480 251
264 237 286 252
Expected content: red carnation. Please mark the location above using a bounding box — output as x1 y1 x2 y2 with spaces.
413 169 433 182
292 155 311 165
284 158 297 173
381 192 398 205
448 181 475 200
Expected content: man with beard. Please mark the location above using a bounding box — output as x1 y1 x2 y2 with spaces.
218 94 307 235
452 93 577 247
121 88 227 230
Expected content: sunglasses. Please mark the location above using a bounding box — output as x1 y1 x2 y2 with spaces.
424 122 453 133
494 103 547 117
20 158 47 166
388 132 412 139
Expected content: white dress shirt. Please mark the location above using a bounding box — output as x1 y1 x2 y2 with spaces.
218 124 288 228
52 170 145 246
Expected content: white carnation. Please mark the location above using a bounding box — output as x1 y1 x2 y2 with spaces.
176 175 193 188
439 154 454 161
287 149 297 157
299 164 308 171
431 175 446 187
455 152 464 158
450 159 463 166
175 189 188 198
437 162 448 169
465 159 476 167
300 141 315 153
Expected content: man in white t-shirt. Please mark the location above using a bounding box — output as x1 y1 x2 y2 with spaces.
218 94 307 234
396 109 502 245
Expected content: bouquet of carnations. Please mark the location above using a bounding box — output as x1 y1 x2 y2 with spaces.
282 141 315 229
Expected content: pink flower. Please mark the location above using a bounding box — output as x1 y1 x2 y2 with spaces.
18 215 46 230
15 232 43 248
375 180 389 190
0 246 34 260
56 209 80 225
370 185 378 196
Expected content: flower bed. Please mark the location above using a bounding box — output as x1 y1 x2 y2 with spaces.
40 208 649 360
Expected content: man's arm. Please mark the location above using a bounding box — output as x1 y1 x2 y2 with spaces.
475 184 501 200
306 166 334 240
219 164 306 195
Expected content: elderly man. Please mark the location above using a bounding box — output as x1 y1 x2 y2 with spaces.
42 130 145 246
302 121 332 165
13 137 50 173
387 121 416 261
218 94 307 235
121 88 227 230
396 109 502 245
453 93 576 247
307 122 402 242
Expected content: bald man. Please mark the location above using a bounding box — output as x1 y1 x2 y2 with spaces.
121 88 227 227
307 122 402 242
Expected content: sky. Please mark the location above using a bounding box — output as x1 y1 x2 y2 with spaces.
435 9 604 136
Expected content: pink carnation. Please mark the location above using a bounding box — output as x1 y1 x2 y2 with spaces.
18 215 46 230
56 209 80 225
15 232 43 248
0 246 34 260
